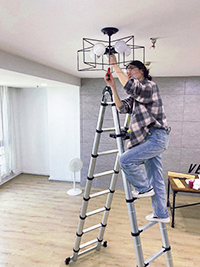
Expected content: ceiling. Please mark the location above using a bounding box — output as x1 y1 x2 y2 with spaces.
0 0 200 87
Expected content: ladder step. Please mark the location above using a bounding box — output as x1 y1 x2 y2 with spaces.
103 101 114 106
86 207 105 217
101 126 126 133
83 223 102 234
94 170 114 178
139 221 157 232
78 244 97 256
98 149 118 156
144 248 166 265
102 127 115 132
90 189 110 198
79 238 98 249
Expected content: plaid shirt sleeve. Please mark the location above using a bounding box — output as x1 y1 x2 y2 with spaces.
124 77 154 104
118 96 134 114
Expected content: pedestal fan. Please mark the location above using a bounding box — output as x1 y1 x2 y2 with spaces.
67 158 83 196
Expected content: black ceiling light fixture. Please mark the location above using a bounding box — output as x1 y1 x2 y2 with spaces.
77 27 145 72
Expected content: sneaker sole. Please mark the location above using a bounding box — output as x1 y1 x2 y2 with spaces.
132 188 155 198
146 216 170 223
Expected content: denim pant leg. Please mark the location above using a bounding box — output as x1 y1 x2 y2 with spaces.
119 144 152 193
145 156 169 218
119 128 169 198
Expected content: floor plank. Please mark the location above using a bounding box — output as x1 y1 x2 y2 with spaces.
0 174 199 266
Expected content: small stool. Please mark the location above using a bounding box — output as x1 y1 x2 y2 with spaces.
167 171 200 228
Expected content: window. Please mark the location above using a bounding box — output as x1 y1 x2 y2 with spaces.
0 86 12 180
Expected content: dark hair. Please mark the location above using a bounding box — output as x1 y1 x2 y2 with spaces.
126 60 152 81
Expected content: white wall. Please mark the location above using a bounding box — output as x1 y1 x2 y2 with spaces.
18 87 50 175
0 50 80 87
9 88 22 176
17 84 80 181
47 85 81 182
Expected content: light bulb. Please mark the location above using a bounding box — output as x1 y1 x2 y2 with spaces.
125 46 131 57
93 43 106 56
90 48 96 60
114 41 127 54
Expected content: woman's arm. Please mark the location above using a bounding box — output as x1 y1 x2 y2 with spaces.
104 72 123 109
109 55 129 86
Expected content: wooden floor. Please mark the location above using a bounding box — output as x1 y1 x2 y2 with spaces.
0 174 199 267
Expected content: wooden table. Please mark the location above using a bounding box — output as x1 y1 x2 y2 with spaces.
167 172 200 228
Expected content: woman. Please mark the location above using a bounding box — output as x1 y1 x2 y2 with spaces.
104 55 170 223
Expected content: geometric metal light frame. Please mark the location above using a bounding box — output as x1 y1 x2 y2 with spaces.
77 27 145 73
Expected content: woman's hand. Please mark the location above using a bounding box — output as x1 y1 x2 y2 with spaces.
108 54 128 86
109 54 117 65
104 71 116 88
104 70 123 109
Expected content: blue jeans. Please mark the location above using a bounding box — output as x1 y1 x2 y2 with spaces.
119 127 169 218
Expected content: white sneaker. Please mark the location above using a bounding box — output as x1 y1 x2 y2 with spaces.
132 187 155 198
146 213 170 223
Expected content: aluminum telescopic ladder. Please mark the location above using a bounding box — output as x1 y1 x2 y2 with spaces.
65 86 174 267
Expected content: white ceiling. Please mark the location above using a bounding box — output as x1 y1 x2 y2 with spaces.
0 0 200 87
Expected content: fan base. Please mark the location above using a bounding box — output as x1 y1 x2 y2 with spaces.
67 188 82 196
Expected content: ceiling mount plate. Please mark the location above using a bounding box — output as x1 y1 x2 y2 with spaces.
101 27 119 36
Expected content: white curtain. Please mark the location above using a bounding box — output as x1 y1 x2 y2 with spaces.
0 86 12 179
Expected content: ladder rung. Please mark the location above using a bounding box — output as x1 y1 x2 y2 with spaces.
101 127 126 133
94 170 114 178
86 207 105 217
98 149 118 156
139 221 157 232
102 101 114 106
79 238 98 249
83 223 101 234
144 248 165 265
90 189 110 198
78 244 97 256
102 127 115 132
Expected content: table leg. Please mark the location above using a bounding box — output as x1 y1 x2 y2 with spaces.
167 178 170 207
171 191 177 228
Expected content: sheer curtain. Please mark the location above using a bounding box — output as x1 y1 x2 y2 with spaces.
0 86 12 180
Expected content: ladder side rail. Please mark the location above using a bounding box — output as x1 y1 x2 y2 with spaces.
111 104 145 267
96 153 121 251
123 113 131 129
88 101 107 178
159 223 174 267
72 98 108 262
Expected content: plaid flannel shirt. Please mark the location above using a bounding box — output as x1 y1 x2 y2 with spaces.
118 77 168 148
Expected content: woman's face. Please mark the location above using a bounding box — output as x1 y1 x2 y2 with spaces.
126 65 144 81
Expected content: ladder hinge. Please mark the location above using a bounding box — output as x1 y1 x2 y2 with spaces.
87 176 94 181
131 230 142 237
109 189 115 193
73 247 80 253
80 215 87 220
126 198 136 203
96 129 103 133
101 102 108 107
163 246 171 252
76 231 83 237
